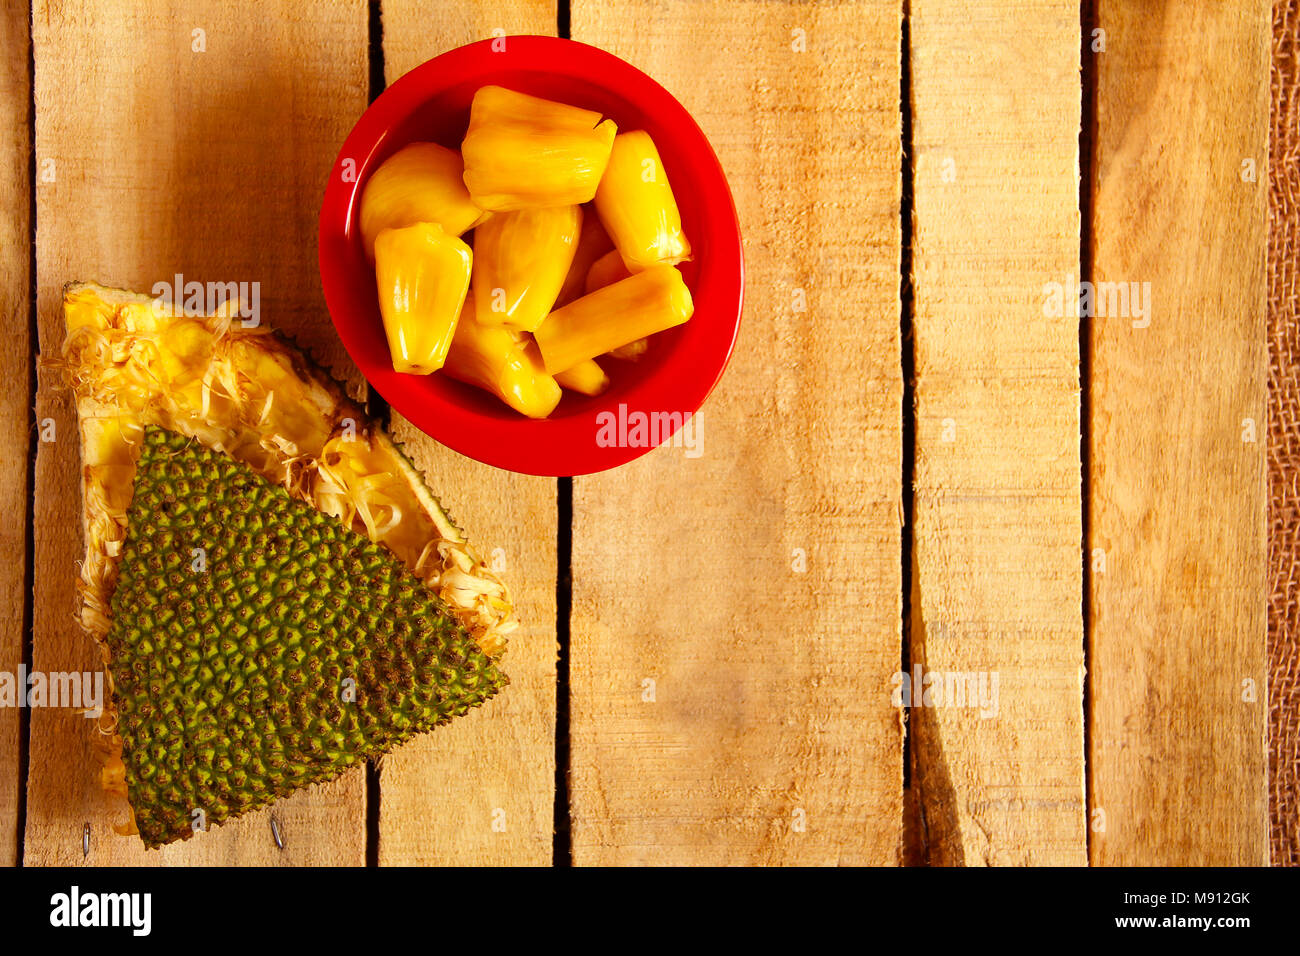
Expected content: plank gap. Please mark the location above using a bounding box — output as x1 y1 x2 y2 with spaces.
1078 0 1098 867
557 0 569 40
898 1 922 867
368 0 386 108
553 477 572 866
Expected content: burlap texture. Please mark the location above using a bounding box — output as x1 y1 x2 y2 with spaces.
1270 0 1300 867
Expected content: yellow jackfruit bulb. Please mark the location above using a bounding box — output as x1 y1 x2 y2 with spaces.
556 209 614 308
555 358 610 397
359 142 487 260
374 222 472 375
444 295 563 418
607 338 650 362
584 249 648 360
594 130 692 271
535 265 693 375
585 248 632 295
462 86 617 211
473 204 583 332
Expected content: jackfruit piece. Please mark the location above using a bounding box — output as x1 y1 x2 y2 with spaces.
472 204 582 332
374 222 472 374
594 130 692 270
583 250 649 360
359 142 487 260
607 338 650 362
554 358 610 396
461 86 617 211
109 426 507 848
555 207 614 308
584 248 632 295
535 265 693 375
444 294 562 418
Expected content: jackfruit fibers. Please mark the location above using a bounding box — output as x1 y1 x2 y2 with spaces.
109 427 506 847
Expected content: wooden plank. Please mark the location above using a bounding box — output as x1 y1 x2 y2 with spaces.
27 0 369 865
0 0 31 867
569 0 904 865
376 0 558 866
1089 0 1270 865
908 0 1085 866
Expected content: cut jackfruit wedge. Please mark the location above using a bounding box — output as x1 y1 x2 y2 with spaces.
54 282 518 823
112 427 506 847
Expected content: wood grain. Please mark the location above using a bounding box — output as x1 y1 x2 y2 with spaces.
1089 0 1270 865
569 0 904 865
908 0 1085 866
27 0 369 865
376 0 559 866
0 0 31 867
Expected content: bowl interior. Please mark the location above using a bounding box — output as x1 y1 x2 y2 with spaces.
321 38 741 475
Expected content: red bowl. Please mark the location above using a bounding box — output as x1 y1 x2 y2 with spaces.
319 36 743 476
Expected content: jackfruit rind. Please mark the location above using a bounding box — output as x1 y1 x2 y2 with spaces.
109 427 507 847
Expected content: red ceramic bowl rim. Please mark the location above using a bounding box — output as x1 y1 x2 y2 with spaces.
319 36 743 476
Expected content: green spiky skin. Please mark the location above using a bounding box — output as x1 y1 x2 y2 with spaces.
107 426 508 848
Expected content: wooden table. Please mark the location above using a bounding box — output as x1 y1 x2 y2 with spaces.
0 0 1286 865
